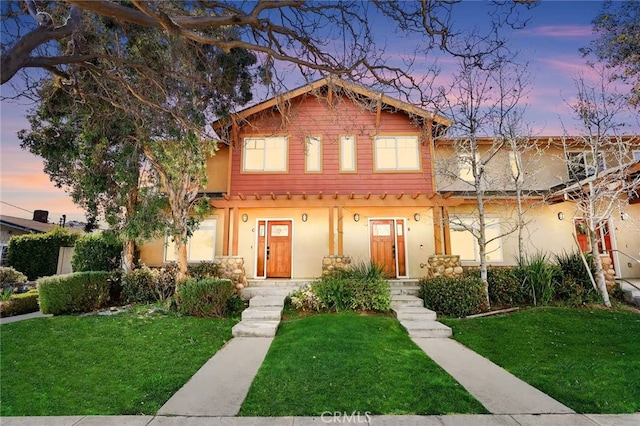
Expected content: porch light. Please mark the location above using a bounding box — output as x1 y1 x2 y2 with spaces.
557 212 565 221
621 212 628 221
242 213 249 222
414 213 420 222
353 213 360 222
302 213 308 222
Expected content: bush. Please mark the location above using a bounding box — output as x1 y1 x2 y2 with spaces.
37 271 112 315
518 251 559 306
187 261 220 280
0 266 28 284
121 265 177 303
7 227 78 280
71 232 122 272
290 284 325 311
178 278 235 318
226 294 246 317
554 251 598 305
485 267 525 307
0 290 39 317
419 276 488 317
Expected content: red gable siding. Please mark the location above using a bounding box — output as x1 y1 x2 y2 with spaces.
230 95 434 196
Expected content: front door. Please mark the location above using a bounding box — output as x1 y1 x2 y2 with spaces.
263 220 292 278
574 219 616 271
370 219 397 278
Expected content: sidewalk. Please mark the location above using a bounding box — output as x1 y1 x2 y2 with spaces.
0 311 51 325
2 414 639 425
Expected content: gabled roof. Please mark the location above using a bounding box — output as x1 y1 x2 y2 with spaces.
212 77 451 131
0 215 56 234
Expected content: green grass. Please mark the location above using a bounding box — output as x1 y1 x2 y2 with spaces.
240 312 488 416
0 306 237 416
441 307 640 413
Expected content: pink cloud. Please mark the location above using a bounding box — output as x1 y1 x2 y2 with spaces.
524 25 594 38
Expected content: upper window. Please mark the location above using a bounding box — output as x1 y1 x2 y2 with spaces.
340 135 357 172
165 219 217 263
509 151 521 180
374 136 420 171
458 152 479 183
566 151 605 181
449 218 503 262
243 137 288 172
634 151 640 162
305 136 322 173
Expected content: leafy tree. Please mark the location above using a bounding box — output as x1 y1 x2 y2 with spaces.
581 0 640 107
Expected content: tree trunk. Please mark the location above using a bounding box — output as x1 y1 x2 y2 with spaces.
173 231 189 292
122 239 135 273
589 228 612 307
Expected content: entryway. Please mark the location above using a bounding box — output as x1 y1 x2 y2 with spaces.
255 220 292 278
369 218 407 278
574 219 616 272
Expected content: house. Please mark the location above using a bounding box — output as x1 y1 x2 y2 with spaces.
0 213 56 266
138 78 640 285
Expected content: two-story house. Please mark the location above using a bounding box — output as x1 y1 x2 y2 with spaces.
138 78 640 283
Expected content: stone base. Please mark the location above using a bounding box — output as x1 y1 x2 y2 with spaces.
322 255 352 275
600 254 616 291
214 256 247 290
424 255 463 279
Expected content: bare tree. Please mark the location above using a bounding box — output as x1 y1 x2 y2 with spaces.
559 71 640 307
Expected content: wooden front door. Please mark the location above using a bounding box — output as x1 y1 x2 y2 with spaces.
266 220 292 278
370 220 397 278
574 219 616 271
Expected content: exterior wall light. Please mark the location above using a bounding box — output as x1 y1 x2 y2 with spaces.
557 212 565 221
353 213 360 222
242 213 249 222
302 213 308 222
414 213 421 222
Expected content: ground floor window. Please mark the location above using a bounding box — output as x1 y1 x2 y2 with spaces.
449 218 503 262
164 219 217 262
0 243 7 266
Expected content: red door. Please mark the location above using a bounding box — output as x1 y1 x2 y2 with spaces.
574 220 615 270
370 220 396 278
266 221 292 278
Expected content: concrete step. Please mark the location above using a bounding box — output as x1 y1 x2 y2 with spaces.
400 320 452 338
394 306 437 321
241 306 283 321
232 320 280 337
246 280 312 288
241 287 295 300
390 285 420 296
390 295 423 309
249 295 287 308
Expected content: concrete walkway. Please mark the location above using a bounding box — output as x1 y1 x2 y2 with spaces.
2 414 639 425
0 311 51 324
158 337 273 416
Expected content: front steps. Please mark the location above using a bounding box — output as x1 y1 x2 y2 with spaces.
391 293 452 338
240 279 309 300
232 295 286 338
618 279 640 307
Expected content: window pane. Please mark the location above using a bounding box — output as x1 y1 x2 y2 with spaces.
306 137 322 172
165 238 177 262
374 136 419 170
375 138 397 169
450 227 477 261
634 151 640 161
189 221 216 262
397 137 419 169
484 222 503 261
340 136 356 171
458 154 474 182
243 137 287 171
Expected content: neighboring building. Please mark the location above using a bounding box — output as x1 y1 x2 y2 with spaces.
138 78 640 281
0 213 56 265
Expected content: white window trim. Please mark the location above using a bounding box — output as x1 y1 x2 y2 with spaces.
373 135 421 171
567 150 606 180
242 136 288 172
339 135 357 172
164 219 217 263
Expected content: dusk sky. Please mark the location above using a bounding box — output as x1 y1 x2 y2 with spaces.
1 1 638 225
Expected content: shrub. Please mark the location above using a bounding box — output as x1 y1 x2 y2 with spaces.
7 227 79 280
0 290 40 317
226 294 246 317
71 232 122 272
419 276 488 317
187 261 220 280
178 278 235 318
0 266 28 284
518 251 559 306
37 271 111 315
121 265 177 303
554 251 598 305
486 267 525 307
290 284 324 311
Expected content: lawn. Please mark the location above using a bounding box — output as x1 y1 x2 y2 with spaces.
240 311 488 416
0 306 237 416
441 307 640 413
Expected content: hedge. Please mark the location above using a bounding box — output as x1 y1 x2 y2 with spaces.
121 265 176 303
7 227 78 280
37 271 112 315
71 232 122 272
0 290 39 317
178 278 235 318
419 276 488 317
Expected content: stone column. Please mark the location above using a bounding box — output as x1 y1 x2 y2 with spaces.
214 256 248 290
322 255 353 275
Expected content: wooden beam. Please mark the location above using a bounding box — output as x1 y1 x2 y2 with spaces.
286 191 291 200
375 93 383 133
333 191 339 200
337 206 344 255
231 208 239 256
302 191 307 200
443 207 452 255
412 192 420 199
380 192 387 200
396 192 404 200
432 207 442 255
223 193 231 201
238 193 246 200
270 192 276 200
318 191 323 200
222 207 230 256
364 192 371 200
328 206 335 255
349 192 355 199
254 192 261 200
226 145 233 195
442 191 453 199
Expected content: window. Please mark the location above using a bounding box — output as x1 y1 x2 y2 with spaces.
0 243 7 266
509 151 521 180
374 136 420 171
458 152 479 182
566 151 605 181
243 137 288 172
449 218 503 262
165 219 217 262
634 151 640 162
339 135 356 172
305 136 322 173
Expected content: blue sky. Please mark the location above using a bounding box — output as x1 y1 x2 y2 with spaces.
1 1 637 224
